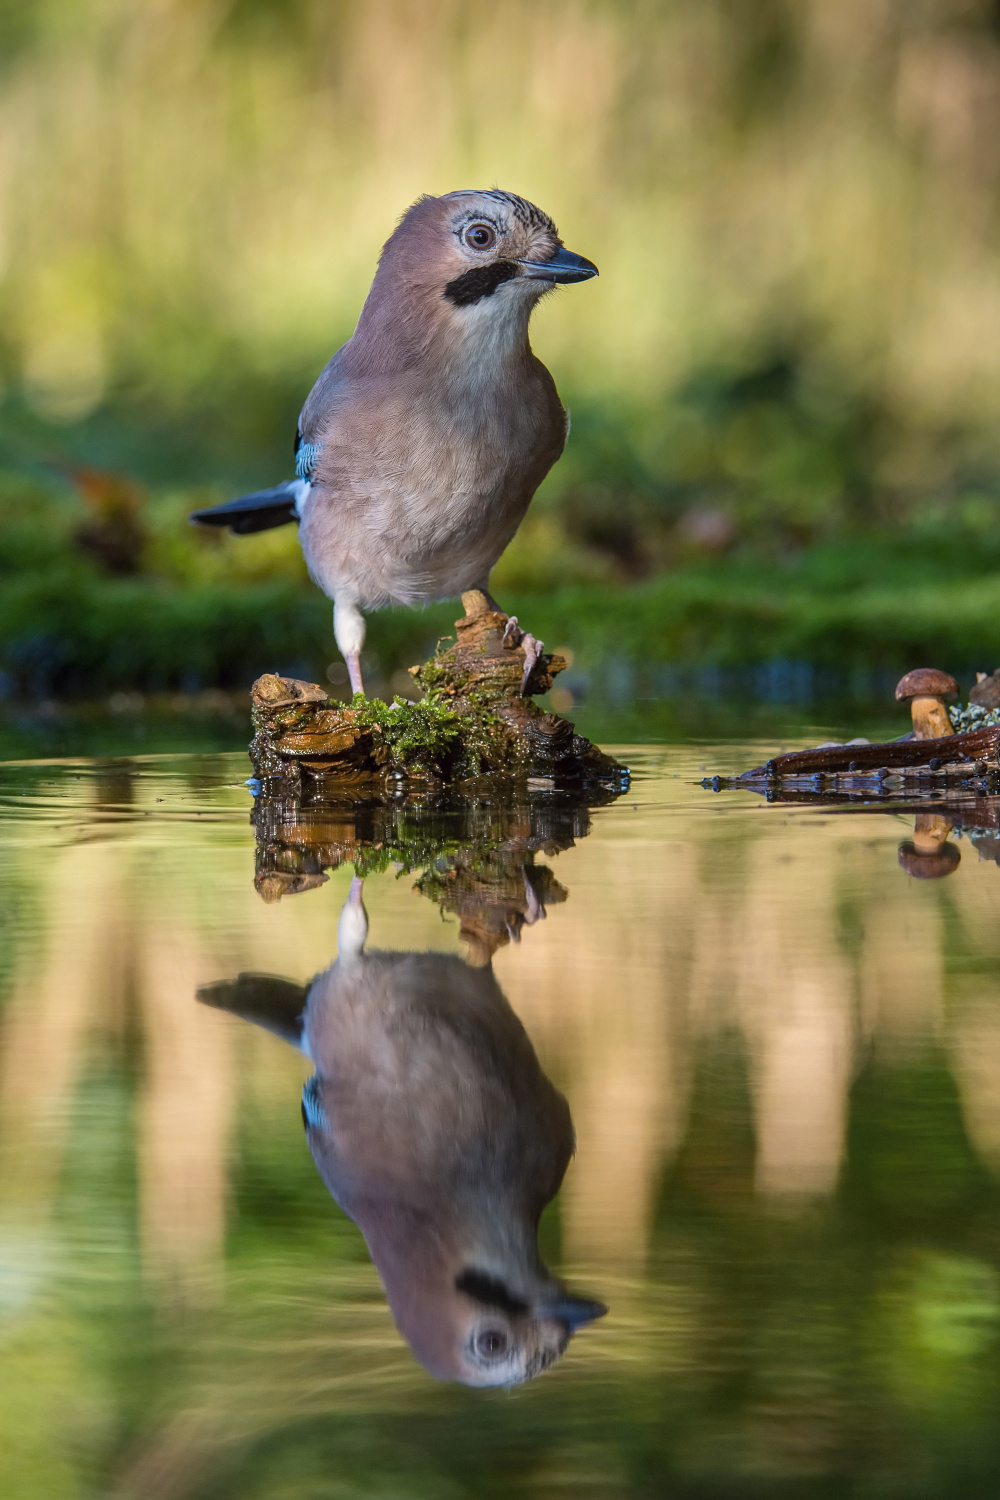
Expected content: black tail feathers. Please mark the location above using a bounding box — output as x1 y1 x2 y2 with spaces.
197 972 309 1048
190 481 300 535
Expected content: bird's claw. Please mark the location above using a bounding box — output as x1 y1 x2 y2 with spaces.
519 634 544 695
501 614 543 693
522 871 546 925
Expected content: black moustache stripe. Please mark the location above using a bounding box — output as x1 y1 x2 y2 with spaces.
444 261 520 307
455 1268 530 1315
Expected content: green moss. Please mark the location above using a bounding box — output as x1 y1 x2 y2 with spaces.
949 702 1000 733
347 693 464 773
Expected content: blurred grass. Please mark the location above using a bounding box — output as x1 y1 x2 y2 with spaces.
6 469 1000 702
7 1 1000 692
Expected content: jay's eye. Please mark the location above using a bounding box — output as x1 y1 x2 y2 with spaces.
464 223 497 252
475 1328 509 1359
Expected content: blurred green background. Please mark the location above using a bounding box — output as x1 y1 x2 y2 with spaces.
5 0 1000 709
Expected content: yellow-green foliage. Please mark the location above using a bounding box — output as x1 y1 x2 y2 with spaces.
4 0 1000 510
9 3 1000 690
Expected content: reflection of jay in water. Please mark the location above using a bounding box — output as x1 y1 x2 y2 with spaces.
199 878 605 1385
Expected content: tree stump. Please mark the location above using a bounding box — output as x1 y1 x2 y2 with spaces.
249 590 626 791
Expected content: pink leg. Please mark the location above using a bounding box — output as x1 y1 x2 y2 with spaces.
346 652 365 697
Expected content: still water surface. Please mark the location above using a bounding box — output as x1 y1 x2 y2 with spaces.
2 746 1000 1497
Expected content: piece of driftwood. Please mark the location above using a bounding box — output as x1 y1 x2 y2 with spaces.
734 722 1000 782
249 589 626 790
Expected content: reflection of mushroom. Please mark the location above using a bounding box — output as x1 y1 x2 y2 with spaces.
898 815 961 879
912 813 953 855
894 668 958 739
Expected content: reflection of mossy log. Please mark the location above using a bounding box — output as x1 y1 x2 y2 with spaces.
414 849 568 966
249 589 625 789
251 779 617 903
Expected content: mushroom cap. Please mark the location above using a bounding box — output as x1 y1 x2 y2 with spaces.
969 669 1000 709
894 668 958 703
897 840 961 879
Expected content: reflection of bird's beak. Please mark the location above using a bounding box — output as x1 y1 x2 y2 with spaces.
537 1294 608 1330
518 247 599 284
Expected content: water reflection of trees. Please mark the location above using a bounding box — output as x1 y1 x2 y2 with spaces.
6 773 1000 1267
3 763 1000 1491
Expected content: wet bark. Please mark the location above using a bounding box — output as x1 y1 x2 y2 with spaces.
249 590 626 792
737 723 1000 781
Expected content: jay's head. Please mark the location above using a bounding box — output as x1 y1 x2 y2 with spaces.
370 189 597 346
421 1266 607 1387
351 1243 606 1387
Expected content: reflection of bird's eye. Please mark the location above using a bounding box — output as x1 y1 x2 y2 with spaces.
475 1328 509 1359
464 223 496 251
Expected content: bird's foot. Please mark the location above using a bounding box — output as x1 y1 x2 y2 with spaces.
519 634 544 695
501 616 544 694
522 870 546 925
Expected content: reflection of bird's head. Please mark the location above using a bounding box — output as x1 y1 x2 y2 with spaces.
336 1204 606 1386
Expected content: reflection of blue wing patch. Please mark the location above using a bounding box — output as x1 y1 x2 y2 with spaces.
295 442 321 482
301 1074 327 1130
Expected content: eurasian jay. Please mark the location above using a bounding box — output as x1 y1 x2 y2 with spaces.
198 878 606 1385
190 190 598 695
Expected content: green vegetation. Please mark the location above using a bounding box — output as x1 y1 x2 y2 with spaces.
349 692 512 781
7 468 1000 706
5 2 1000 703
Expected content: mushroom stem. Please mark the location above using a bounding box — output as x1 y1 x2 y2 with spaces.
912 814 952 854
909 694 952 739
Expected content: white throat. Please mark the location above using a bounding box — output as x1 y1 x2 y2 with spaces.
443 283 540 392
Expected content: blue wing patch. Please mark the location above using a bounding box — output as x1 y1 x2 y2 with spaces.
295 441 321 482
301 1074 327 1131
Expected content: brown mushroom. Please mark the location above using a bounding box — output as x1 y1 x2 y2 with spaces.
970 669 1000 710
897 839 961 879
894 667 958 739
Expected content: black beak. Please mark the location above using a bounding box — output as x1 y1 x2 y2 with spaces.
536 1294 608 1330
518 247 599 284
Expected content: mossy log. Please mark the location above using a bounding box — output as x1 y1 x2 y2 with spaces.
249 589 626 790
